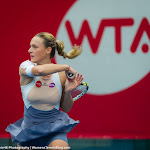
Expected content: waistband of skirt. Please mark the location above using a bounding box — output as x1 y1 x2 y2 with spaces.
24 105 60 122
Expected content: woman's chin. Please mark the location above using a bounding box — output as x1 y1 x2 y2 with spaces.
30 59 36 63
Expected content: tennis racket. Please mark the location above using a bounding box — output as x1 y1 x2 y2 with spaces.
71 82 89 101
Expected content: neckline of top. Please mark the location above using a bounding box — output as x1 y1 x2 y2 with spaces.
40 74 53 80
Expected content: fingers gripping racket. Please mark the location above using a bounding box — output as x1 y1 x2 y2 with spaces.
71 82 89 101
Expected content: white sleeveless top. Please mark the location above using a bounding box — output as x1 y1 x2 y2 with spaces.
20 60 62 111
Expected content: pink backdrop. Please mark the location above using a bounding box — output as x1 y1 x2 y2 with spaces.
0 0 150 139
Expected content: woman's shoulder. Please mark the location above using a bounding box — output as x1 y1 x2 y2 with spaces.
58 71 66 78
20 60 35 69
19 60 35 86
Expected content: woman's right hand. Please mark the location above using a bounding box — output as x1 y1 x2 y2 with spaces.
65 66 77 81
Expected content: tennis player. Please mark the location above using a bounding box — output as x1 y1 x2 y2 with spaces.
6 32 83 149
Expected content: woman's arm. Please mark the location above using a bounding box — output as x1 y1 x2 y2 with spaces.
60 88 74 113
20 64 70 77
60 72 84 113
32 64 70 76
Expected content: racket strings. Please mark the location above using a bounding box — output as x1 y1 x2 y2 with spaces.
71 83 89 101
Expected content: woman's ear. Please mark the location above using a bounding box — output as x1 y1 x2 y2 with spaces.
46 47 52 54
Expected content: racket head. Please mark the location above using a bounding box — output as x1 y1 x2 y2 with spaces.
71 82 89 101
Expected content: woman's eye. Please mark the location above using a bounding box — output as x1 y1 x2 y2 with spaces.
33 45 38 48
30 44 38 49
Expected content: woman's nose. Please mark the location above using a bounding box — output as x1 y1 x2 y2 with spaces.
28 47 32 53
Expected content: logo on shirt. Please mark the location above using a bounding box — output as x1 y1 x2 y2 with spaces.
49 83 55 88
36 81 42 88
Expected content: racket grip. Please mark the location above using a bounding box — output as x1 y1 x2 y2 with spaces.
66 72 74 78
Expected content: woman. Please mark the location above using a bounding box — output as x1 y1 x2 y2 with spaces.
6 32 83 149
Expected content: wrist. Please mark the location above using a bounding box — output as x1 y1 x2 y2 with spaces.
64 90 71 95
67 65 70 71
64 64 70 71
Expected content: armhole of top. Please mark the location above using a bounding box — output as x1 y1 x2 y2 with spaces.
51 73 62 99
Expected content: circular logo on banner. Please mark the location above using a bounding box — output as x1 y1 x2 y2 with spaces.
56 0 150 95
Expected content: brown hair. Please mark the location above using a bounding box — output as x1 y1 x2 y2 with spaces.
35 32 82 59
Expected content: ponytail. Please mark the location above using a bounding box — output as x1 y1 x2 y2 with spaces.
56 40 82 59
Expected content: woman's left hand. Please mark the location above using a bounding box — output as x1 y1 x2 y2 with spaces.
64 73 84 94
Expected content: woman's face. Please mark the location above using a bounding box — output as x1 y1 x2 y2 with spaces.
28 36 48 64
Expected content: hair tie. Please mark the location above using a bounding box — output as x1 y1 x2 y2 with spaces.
55 40 57 51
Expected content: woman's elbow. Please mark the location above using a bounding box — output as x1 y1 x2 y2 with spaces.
62 107 71 113
61 103 74 113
